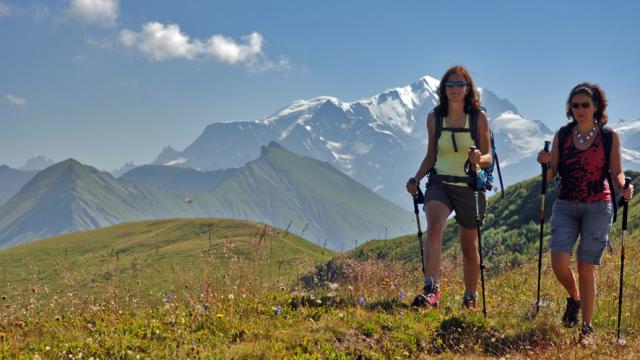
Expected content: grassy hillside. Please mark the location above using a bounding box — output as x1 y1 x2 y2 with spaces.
0 218 333 299
1 220 638 357
351 170 640 272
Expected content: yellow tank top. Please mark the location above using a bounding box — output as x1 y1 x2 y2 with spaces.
434 115 476 186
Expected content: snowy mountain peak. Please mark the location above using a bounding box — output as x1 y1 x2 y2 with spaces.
417 75 441 92
19 154 55 171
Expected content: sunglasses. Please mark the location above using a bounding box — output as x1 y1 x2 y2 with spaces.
570 102 591 109
445 80 468 88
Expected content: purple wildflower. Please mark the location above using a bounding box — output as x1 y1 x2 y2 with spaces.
399 290 406 299
358 296 365 306
275 305 283 315
163 293 174 302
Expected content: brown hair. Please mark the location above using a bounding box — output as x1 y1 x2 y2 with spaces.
434 65 481 117
565 82 608 125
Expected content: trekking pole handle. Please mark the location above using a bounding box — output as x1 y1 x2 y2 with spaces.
469 146 478 189
408 178 424 214
541 141 551 194
622 177 631 230
468 146 478 171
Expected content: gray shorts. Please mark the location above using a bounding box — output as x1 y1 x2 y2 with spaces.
423 180 486 229
549 199 612 265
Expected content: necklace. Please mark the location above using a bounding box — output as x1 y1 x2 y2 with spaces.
574 125 596 144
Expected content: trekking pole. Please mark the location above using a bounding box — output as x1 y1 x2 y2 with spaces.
410 180 426 275
617 177 631 343
536 141 551 314
469 146 487 318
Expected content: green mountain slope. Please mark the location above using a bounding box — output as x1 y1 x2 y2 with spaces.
120 165 237 194
350 171 640 271
0 218 332 297
204 142 414 250
0 160 202 248
0 165 37 206
0 144 413 250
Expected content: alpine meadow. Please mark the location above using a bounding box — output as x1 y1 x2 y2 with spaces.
3 1 640 359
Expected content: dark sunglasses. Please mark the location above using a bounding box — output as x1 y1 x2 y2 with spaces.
445 80 468 88
570 102 591 109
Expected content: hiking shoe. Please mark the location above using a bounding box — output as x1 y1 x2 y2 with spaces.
579 323 595 346
562 297 580 328
462 294 477 309
411 284 440 308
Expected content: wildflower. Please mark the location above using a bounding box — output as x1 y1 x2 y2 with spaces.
399 311 405 316
399 290 406 299
216 313 224 319
328 282 339 290
228 294 235 300
358 296 366 306
273 305 283 315
163 293 174 302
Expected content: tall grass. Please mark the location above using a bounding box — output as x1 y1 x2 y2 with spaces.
1 218 639 358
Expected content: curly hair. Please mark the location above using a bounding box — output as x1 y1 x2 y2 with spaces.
565 82 609 125
434 65 481 117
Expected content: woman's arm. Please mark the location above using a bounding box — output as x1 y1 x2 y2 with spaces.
413 111 437 182
537 131 559 183
609 130 635 201
470 110 492 167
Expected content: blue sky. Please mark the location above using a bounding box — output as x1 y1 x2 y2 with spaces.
1 0 640 170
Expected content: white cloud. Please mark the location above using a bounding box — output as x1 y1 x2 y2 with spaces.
248 55 292 73
119 22 285 70
205 32 263 64
0 3 11 17
72 55 88 64
68 0 118 27
5 94 27 107
120 22 201 61
31 4 49 22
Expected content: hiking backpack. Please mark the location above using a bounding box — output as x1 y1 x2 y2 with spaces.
429 107 505 197
557 122 618 222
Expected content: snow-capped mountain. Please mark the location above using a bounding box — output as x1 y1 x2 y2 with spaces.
110 161 140 178
152 75 639 206
19 154 55 171
610 118 640 169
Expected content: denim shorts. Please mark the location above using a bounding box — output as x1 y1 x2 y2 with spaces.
549 199 612 265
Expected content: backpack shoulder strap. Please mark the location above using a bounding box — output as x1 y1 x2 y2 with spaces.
601 125 617 222
434 110 443 141
601 125 614 165
468 107 483 148
556 122 575 169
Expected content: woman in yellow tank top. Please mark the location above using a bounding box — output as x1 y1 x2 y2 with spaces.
406 65 492 309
